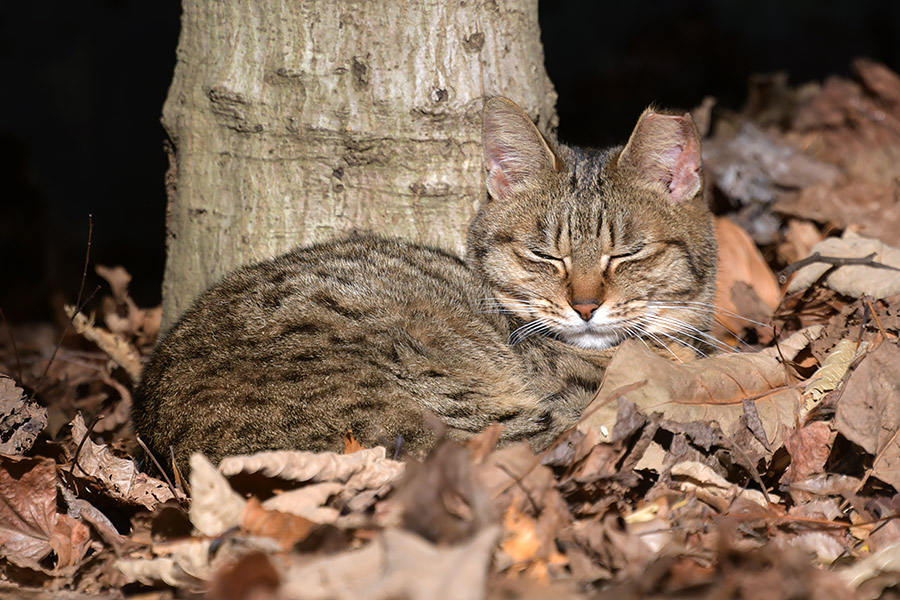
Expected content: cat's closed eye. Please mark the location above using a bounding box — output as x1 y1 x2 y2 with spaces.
610 243 646 259
529 249 564 262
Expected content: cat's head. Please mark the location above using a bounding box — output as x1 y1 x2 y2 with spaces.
467 97 717 353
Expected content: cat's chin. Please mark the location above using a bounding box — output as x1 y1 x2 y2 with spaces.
559 331 622 350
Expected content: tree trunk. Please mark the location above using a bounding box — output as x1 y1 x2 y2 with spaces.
160 0 557 328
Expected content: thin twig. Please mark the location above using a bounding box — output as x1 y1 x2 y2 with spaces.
778 251 900 284
75 214 93 308
135 434 182 501
865 296 895 340
33 215 98 399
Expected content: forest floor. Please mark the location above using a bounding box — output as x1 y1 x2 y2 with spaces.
3 59 900 599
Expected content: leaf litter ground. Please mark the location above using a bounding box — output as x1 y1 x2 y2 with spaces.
3 60 900 599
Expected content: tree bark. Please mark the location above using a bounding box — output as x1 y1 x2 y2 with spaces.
160 0 557 328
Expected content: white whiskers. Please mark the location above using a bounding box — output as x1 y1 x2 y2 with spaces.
508 317 555 345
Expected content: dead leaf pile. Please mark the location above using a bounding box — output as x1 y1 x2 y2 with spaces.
4 61 900 599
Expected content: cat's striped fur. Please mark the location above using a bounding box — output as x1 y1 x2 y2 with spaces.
133 98 716 474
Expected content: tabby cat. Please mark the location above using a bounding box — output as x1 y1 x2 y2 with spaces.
133 98 717 475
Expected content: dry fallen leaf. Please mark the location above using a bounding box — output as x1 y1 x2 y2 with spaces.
834 342 900 490
670 461 771 507
279 526 500 600
64 305 143 381
116 538 213 590
240 497 316 550
782 422 836 485
261 483 343 524
70 414 181 510
579 327 823 455
714 217 781 341
218 447 404 493
0 375 47 456
839 539 900 600
189 453 246 537
0 456 91 571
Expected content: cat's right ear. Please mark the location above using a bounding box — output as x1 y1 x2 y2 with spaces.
483 97 559 201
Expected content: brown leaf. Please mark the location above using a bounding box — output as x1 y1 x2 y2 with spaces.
713 217 781 341
500 504 566 582
775 182 900 247
834 342 900 489
69 414 181 509
240 497 316 550
64 306 142 381
343 431 365 454
0 375 47 456
782 422 836 484
49 513 91 569
208 551 280 600
579 329 821 457
0 456 90 572
0 456 59 564
793 60 900 166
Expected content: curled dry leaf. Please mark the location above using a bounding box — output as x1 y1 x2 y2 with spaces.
70 414 181 510
207 551 280 600
0 375 47 456
63 305 142 381
116 539 213 590
261 483 343 524
218 447 405 492
189 453 246 537
579 327 824 457
801 338 867 419
95 264 161 346
786 231 900 299
834 342 900 490
58 482 131 554
279 526 500 600
670 461 771 508
0 456 91 571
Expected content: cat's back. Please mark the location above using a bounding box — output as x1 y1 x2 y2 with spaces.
134 235 530 470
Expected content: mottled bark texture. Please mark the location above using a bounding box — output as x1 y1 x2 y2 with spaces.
160 0 557 328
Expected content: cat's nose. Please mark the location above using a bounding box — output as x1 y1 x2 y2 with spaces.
571 301 599 321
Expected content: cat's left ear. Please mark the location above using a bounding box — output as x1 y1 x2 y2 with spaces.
617 110 702 204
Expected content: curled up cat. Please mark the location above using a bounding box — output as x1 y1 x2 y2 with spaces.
133 97 717 475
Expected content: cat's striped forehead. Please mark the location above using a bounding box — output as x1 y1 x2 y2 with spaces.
545 144 635 252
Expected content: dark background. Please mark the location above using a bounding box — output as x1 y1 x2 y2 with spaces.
2 1 899 322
